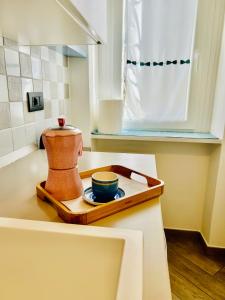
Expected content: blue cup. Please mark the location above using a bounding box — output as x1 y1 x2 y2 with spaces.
92 172 119 202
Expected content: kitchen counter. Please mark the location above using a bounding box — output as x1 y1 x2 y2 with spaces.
0 150 171 299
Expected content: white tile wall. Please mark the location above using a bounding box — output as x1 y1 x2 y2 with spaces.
31 57 42 79
4 48 20 76
57 65 63 82
0 103 11 129
3 38 18 50
0 74 9 101
12 126 26 150
0 128 13 156
0 47 6 74
42 60 50 80
50 82 58 98
35 121 47 144
49 63 57 82
41 46 49 61
25 123 36 145
51 118 59 127
35 110 45 122
58 82 64 99
43 81 50 99
48 48 56 63
33 79 43 92
10 102 24 127
7 76 22 101
19 46 30 55
59 100 65 115
44 101 52 119
44 118 54 128
23 102 35 124
56 52 64 66
30 46 41 58
52 100 60 117
20 53 32 78
0 41 71 158
21 78 33 101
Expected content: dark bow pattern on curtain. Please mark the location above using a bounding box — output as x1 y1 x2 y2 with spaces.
153 61 164 66
127 59 190 66
166 60 177 65
180 59 190 64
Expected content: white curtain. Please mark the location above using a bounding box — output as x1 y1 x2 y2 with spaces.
124 0 198 128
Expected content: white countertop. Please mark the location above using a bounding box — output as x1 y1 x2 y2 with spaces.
0 217 143 300
0 150 171 299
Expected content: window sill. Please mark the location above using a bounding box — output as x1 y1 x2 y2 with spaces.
91 130 222 144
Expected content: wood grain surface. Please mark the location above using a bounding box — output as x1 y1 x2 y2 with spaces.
166 230 225 300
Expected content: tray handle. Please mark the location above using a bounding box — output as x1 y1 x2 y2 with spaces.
129 169 160 187
130 172 148 185
112 165 162 188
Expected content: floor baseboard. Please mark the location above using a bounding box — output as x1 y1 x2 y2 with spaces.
164 228 225 256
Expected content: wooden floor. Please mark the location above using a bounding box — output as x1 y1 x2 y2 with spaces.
165 230 225 300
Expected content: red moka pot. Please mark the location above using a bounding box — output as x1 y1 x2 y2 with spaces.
42 119 83 201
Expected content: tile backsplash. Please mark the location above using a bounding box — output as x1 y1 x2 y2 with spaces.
0 37 70 158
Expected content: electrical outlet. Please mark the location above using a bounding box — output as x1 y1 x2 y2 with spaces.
27 92 44 112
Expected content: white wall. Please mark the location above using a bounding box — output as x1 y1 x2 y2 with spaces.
68 56 91 148
87 0 124 131
201 144 221 241
190 0 225 132
206 138 225 247
97 0 124 100
201 14 225 247
71 0 107 42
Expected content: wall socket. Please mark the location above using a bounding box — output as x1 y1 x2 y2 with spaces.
27 92 44 112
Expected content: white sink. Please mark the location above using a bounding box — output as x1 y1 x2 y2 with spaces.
0 218 143 300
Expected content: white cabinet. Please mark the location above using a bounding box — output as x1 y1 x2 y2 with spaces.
0 0 107 45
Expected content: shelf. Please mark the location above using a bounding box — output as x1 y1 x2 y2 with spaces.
49 45 87 58
91 130 222 144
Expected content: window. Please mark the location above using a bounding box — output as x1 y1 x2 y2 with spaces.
123 0 225 134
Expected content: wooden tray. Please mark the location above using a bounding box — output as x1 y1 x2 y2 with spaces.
36 165 164 224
